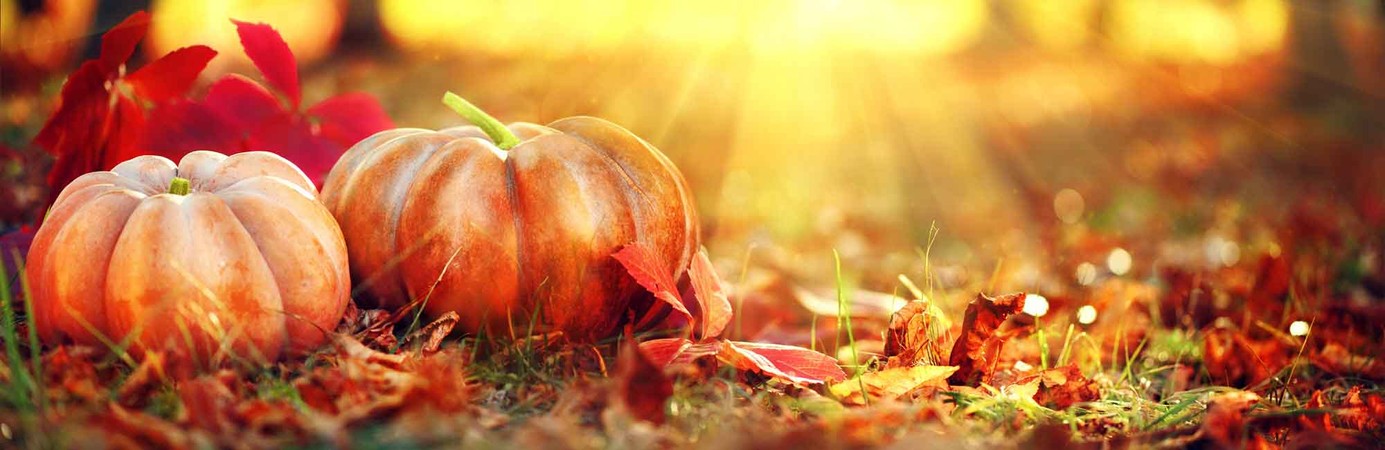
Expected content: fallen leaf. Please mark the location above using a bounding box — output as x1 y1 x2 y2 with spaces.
638 337 693 367
721 341 846 385
689 249 733 339
332 333 406 369
883 300 952 368
829 365 957 405
947 292 1027 386
398 311 460 354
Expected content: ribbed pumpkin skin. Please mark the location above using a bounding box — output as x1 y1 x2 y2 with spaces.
320 117 699 341
26 151 350 362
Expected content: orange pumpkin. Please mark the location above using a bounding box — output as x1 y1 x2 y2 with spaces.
320 93 699 341
27 151 349 363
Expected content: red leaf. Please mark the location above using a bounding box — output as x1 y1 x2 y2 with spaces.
35 62 115 195
231 20 299 108
638 338 692 367
98 11 151 72
722 341 846 385
244 116 340 186
204 74 284 131
614 244 694 324
689 250 732 339
308 93 395 148
139 100 245 159
124 46 218 103
103 95 149 168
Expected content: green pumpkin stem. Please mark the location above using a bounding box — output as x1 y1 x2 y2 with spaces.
443 91 520 151
168 177 191 196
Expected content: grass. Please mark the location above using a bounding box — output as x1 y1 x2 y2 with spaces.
834 250 869 406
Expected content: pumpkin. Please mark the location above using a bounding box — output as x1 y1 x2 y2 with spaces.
320 93 699 341
27 151 349 363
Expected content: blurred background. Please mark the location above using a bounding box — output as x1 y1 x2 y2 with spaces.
2 0 1382 303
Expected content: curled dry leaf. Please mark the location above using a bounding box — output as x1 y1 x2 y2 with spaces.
829 365 958 406
399 311 460 354
331 333 406 369
336 303 398 350
883 300 953 368
947 292 1027 386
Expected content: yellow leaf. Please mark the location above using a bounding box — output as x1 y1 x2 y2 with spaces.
831 366 958 405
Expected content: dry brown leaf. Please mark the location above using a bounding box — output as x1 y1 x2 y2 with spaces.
946 292 1027 386
883 300 952 368
829 365 957 406
398 311 460 354
332 333 407 369
336 302 398 350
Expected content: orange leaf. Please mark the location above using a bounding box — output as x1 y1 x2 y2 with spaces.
946 292 1026 386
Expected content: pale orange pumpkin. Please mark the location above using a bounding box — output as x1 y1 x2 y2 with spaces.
26 151 349 363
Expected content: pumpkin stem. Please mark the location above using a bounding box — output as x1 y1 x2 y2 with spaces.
443 91 520 151
168 177 191 196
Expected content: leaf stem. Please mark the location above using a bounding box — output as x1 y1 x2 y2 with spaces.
442 92 520 150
